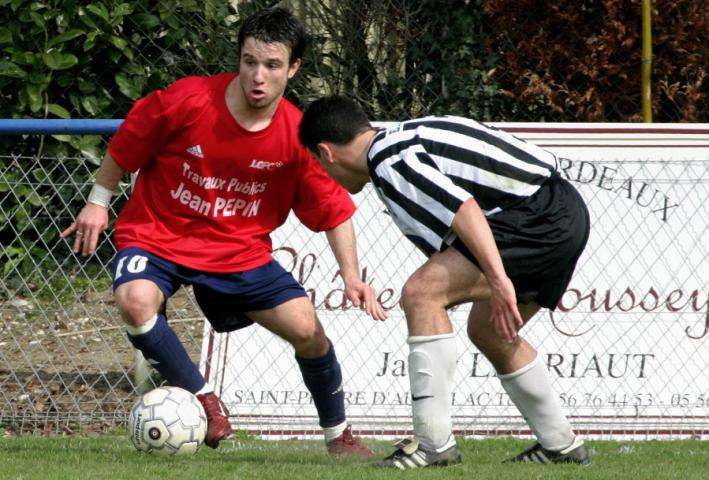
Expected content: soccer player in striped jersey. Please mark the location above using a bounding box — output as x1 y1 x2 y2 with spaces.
299 96 592 469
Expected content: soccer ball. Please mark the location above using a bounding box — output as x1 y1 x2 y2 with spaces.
128 386 208 455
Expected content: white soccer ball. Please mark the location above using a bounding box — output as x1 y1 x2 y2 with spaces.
128 386 208 455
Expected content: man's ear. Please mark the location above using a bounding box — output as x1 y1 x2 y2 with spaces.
316 142 335 164
287 58 302 79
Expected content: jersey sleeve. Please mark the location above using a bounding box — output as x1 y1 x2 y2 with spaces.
107 84 182 172
388 148 473 229
292 148 356 232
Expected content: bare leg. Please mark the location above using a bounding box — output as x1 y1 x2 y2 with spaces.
399 248 491 451
248 297 358 448
401 247 491 335
114 279 163 327
466 300 540 374
246 296 328 358
467 300 576 451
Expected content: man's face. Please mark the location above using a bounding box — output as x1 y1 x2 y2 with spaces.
238 37 300 110
314 151 365 194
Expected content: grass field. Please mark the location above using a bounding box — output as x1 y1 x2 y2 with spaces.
1 435 707 480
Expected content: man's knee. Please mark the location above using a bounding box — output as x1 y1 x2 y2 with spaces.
276 303 327 355
467 321 486 349
400 273 438 312
114 281 162 326
289 320 328 356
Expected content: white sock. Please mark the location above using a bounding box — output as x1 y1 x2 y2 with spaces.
323 420 347 443
125 314 158 336
408 333 457 452
498 354 575 451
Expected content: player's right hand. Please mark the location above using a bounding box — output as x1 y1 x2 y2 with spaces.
60 203 109 256
343 278 388 321
489 275 523 343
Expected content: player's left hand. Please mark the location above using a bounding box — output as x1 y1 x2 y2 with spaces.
343 278 388 321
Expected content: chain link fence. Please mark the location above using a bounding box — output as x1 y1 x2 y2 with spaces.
1 127 707 437
0 153 209 433
1 1 707 437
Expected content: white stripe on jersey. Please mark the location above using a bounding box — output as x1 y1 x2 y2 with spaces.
371 174 453 252
417 125 553 178
429 152 540 197
367 116 557 252
444 115 558 170
369 126 418 159
384 145 472 205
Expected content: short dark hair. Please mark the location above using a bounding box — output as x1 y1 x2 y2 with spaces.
238 7 307 63
299 96 372 153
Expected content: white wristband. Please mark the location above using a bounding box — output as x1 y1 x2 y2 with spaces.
87 183 113 208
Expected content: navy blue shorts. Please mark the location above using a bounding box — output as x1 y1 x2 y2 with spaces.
112 247 308 332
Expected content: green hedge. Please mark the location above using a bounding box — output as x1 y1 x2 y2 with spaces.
0 0 267 158
482 0 706 122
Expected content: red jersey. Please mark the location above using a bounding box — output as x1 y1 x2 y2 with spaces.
108 73 355 272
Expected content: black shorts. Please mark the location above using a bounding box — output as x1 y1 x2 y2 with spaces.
449 173 590 310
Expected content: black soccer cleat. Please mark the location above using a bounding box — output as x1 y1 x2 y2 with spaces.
506 437 590 465
376 438 462 470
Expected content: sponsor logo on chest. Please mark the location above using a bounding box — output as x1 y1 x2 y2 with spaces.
249 159 283 170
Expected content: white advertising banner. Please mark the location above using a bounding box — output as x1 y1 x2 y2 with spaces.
200 124 708 439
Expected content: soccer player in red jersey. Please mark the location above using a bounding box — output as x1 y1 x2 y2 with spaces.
61 8 383 456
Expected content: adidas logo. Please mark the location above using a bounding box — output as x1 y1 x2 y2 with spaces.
186 145 204 158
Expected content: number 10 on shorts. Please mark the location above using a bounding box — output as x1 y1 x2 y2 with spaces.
115 255 148 280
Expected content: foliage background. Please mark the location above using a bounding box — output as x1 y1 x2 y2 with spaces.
483 0 707 122
0 0 706 290
0 0 705 137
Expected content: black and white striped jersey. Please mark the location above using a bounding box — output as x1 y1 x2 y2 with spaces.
366 116 558 255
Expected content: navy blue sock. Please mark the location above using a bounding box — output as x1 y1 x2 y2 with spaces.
296 339 346 428
126 313 206 393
